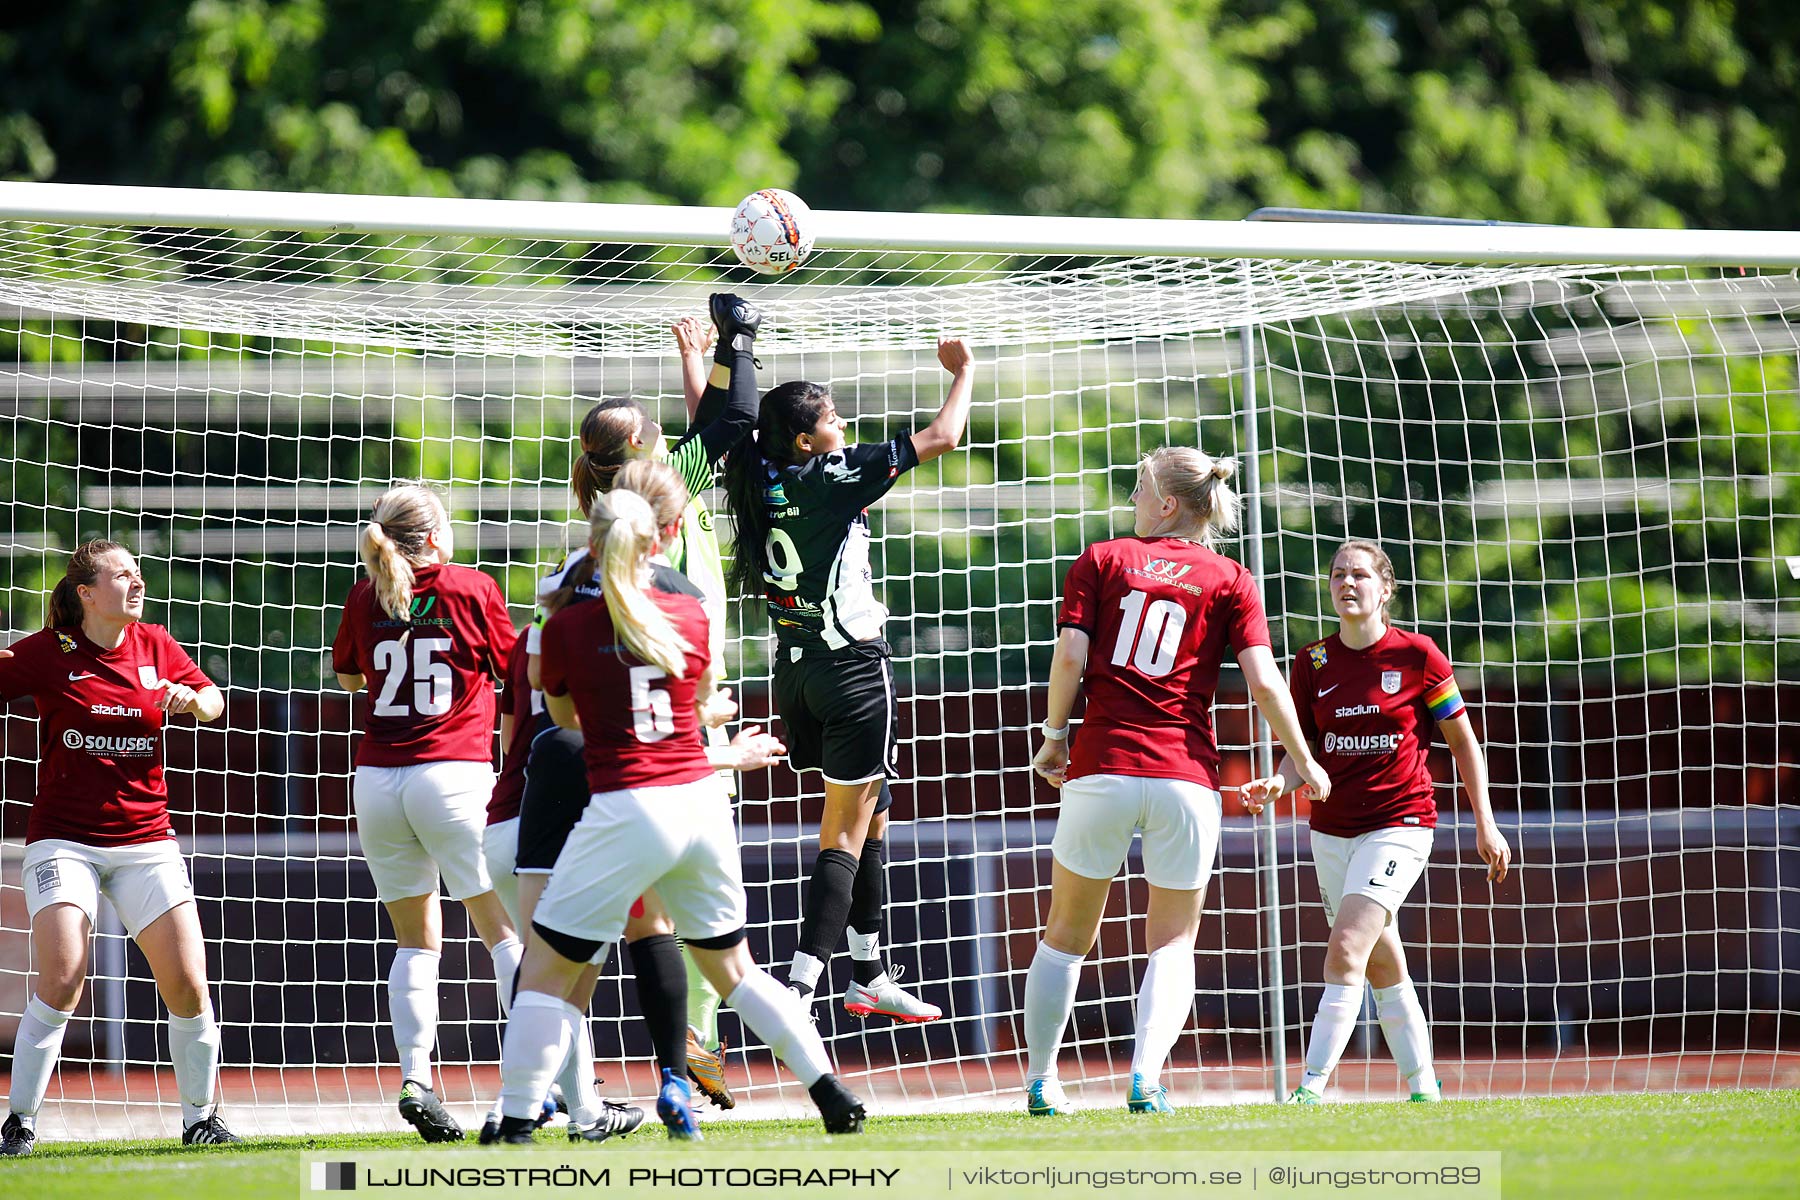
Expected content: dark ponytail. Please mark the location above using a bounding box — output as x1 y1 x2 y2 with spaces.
48 539 129 628
542 553 598 618
722 380 832 597
571 399 647 517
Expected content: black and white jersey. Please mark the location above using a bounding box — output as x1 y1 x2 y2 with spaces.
759 433 919 651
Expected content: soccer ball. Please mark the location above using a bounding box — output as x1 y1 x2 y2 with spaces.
730 188 815 275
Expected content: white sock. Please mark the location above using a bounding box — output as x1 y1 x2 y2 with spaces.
727 968 831 1087
557 1002 603 1126
167 1002 222 1127
388 948 441 1087
846 927 880 962
489 937 524 1018
1300 982 1363 1092
1373 979 1437 1094
787 951 824 995
498 991 572 1121
7 995 73 1125
1023 942 1084 1085
1128 944 1195 1089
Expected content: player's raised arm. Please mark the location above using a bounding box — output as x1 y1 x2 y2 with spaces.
909 337 976 464
672 314 714 419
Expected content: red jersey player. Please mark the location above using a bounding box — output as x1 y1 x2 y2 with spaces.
331 484 520 1142
1 541 236 1155
1022 447 1329 1118
490 473 866 1143
1242 540 1510 1104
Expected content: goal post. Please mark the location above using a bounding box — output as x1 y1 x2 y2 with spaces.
0 182 1793 1137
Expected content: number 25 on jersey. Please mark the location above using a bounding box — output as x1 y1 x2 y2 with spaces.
371 637 453 716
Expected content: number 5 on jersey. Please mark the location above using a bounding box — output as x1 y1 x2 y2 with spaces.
629 664 676 742
1110 588 1186 677
371 638 453 716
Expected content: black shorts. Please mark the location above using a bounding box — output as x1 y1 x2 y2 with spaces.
773 639 898 798
516 726 589 873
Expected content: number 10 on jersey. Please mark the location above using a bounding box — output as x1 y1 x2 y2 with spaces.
1110 589 1185 677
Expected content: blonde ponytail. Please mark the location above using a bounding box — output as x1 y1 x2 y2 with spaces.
361 485 449 623
1139 446 1242 547
590 488 692 677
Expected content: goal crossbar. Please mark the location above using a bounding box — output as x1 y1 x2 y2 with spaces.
1 181 1797 266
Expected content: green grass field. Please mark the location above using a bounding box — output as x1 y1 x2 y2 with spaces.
8 1090 1797 1199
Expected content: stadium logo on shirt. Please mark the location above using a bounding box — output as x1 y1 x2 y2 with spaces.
1382 670 1402 694
91 702 144 718
56 632 78 654
1308 643 1328 669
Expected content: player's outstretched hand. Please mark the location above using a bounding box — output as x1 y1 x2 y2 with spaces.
725 725 786 771
937 337 973 377
673 315 715 356
155 679 202 715
1031 738 1069 788
1477 821 1512 884
698 687 738 728
1239 775 1285 816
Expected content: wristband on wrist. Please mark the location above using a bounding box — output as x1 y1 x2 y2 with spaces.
1041 722 1069 741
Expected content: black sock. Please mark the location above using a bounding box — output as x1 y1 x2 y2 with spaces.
626 934 688 1077
849 837 886 985
796 848 860 978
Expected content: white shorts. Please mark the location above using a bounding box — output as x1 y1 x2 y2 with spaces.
22 838 194 941
533 777 745 948
1310 826 1435 925
353 761 497 902
483 816 521 927
1051 774 1223 892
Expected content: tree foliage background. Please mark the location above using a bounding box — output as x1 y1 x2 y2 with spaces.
2 0 1794 228
0 1 1795 708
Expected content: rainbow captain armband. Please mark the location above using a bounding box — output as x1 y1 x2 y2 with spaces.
1425 676 1466 722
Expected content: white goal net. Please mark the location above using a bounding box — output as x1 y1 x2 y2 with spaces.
0 188 1793 1137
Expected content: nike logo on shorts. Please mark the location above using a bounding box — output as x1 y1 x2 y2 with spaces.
69 672 96 681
